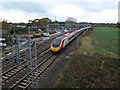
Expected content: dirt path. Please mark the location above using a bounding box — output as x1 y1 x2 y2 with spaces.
77 30 94 55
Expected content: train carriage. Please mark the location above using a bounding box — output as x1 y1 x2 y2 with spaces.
50 26 92 52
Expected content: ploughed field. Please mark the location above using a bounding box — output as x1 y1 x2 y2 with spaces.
55 27 119 88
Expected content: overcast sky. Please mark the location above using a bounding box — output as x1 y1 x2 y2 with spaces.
0 0 119 23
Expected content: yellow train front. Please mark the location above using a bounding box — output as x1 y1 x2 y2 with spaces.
51 36 65 52
51 32 77 53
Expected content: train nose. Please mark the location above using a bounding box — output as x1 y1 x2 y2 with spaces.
51 47 60 52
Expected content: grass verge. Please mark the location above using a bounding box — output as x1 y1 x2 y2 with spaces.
55 27 119 88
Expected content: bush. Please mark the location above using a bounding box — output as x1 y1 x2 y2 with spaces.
116 22 120 28
49 31 56 34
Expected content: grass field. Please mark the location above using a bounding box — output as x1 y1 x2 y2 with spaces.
55 27 119 88
94 27 118 56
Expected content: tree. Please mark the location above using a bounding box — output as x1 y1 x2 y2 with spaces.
31 17 52 31
116 22 120 28
1 20 12 36
65 17 77 29
52 20 60 30
2 20 12 33
39 17 52 29
66 17 77 23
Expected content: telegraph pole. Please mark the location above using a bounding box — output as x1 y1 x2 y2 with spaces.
34 41 38 88
28 21 34 88
29 38 34 88
13 26 17 63
16 36 21 65
14 26 21 64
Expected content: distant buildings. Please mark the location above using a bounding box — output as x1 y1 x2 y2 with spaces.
1 21 118 36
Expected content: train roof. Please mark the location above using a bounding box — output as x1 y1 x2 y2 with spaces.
54 29 80 41
55 35 66 40
64 33 70 36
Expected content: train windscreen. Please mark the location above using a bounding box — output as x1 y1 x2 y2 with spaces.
52 38 62 47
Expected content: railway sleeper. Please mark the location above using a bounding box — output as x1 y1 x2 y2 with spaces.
33 71 38 74
27 77 31 81
8 72 14 75
2 76 8 79
17 84 26 89
20 82 29 86
14 69 19 72
5 74 11 77
6 72 15 77
33 73 37 77
23 79 31 83
10 70 16 73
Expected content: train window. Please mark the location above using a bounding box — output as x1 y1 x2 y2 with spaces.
53 38 62 47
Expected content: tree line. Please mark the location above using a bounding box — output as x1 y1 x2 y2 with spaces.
1 17 77 35
116 22 120 28
1 17 119 36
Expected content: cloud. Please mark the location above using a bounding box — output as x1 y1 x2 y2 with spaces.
79 9 118 23
1 2 47 14
0 0 118 23
1 0 118 2
0 6 40 23
73 2 118 12
51 4 85 21
0 2 53 23
50 3 118 23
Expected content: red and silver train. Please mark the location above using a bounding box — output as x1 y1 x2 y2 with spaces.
50 26 92 52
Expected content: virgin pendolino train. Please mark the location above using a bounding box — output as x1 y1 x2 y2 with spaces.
50 26 92 52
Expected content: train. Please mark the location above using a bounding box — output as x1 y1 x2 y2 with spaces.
50 26 92 52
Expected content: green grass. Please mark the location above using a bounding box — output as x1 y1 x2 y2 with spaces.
94 27 118 55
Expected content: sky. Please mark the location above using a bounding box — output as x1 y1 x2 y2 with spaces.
0 0 119 23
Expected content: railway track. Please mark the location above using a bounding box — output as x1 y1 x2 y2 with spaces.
1 32 62 66
1 47 29 67
1 32 65 89
2 49 31 73
2 48 51 88
2 39 51 72
9 32 79 89
9 53 58 90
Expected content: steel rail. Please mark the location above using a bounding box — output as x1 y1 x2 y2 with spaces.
2 48 50 83
23 55 58 90
9 53 54 90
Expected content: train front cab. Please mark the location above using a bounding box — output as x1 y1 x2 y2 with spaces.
51 37 64 52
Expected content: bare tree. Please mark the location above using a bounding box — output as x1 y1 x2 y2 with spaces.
66 17 77 22
65 17 77 29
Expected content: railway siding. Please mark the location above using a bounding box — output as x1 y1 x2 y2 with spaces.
2 48 51 88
